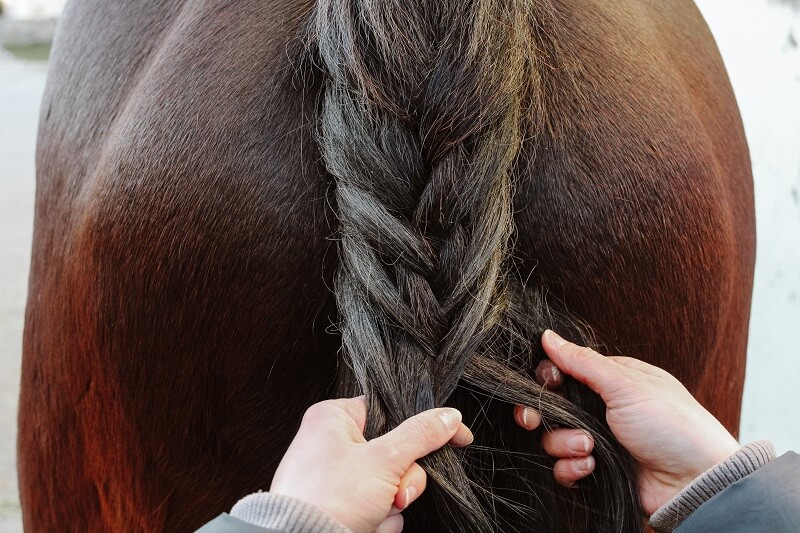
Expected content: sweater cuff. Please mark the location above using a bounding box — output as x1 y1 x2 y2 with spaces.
649 440 776 532
230 492 351 533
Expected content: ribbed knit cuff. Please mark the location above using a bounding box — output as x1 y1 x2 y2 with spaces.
230 492 351 533
649 440 776 532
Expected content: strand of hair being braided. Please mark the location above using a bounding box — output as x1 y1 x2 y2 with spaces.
311 0 643 531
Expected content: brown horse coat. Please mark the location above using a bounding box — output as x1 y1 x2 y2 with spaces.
19 0 753 530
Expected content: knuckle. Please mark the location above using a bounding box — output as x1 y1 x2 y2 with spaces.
303 400 331 419
301 399 340 428
369 438 402 464
574 346 598 364
411 414 443 445
383 441 404 463
541 431 559 454
553 460 573 483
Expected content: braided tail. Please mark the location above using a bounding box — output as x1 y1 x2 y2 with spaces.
311 1 643 531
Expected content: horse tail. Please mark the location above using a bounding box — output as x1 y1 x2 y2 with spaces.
310 0 643 530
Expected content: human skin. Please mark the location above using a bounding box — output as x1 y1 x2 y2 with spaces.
268 328 741 530
269 397 473 533
514 330 742 515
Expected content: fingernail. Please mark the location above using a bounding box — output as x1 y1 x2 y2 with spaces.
548 365 559 383
567 434 591 453
548 330 567 347
439 408 462 431
404 485 417 507
575 456 595 472
463 427 475 445
520 407 541 430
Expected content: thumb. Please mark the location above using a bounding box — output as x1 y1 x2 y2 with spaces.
369 408 472 469
542 330 630 401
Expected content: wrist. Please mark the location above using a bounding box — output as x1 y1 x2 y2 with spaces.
642 434 742 512
231 492 350 533
649 441 776 532
687 435 742 486
665 415 742 496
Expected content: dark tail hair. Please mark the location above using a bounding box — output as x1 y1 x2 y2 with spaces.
310 0 643 530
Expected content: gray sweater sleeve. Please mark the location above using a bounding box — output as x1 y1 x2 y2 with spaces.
229 492 351 533
649 441 776 532
210 441 790 532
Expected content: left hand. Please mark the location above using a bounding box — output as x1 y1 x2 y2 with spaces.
513 356 597 489
270 397 474 533
514 331 741 514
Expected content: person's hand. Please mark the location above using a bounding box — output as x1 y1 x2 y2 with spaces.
514 330 741 515
269 397 473 533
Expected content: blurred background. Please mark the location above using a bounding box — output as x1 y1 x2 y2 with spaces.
0 0 798 531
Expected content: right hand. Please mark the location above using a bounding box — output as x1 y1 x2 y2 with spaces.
270 397 473 533
514 330 741 515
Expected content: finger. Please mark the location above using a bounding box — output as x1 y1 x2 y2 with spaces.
376 513 404 533
553 456 595 487
541 330 628 400
513 405 542 430
607 355 668 377
542 429 594 458
394 462 427 510
370 408 469 469
449 423 474 447
535 359 564 390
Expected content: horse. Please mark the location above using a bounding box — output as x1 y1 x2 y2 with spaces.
19 0 754 531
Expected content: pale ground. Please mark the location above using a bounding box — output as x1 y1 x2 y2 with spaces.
0 56 43 531
0 1 798 531
2 0 65 20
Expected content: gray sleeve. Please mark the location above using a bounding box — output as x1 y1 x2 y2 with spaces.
675 450 800 532
649 441 776 531
229 492 351 533
196 513 277 532
651 443 800 532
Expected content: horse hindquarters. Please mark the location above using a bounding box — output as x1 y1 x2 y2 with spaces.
19 0 754 530
513 0 753 436
20 0 338 529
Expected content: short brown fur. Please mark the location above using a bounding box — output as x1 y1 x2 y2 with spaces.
19 0 753 530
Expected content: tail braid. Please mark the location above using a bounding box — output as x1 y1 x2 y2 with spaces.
317 0 526 423
311 1 644 531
